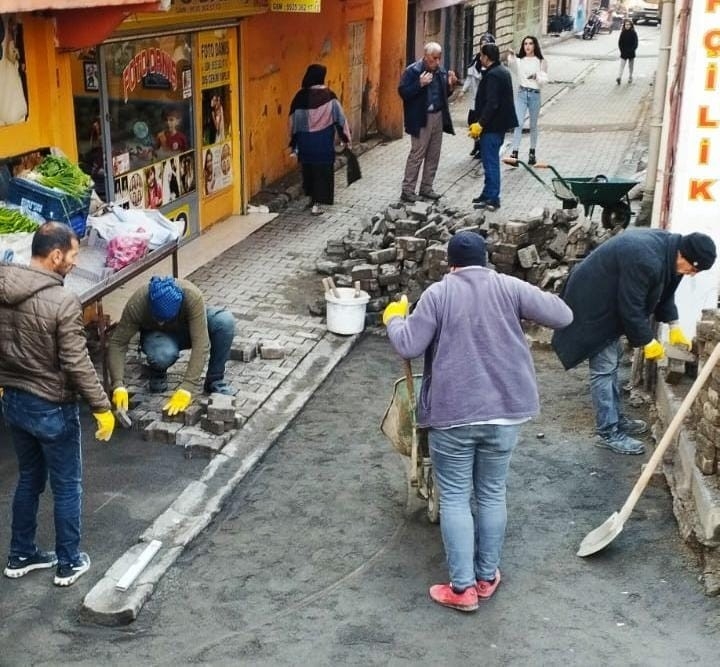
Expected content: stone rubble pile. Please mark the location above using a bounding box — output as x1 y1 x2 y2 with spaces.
691 309 720 475
315 199 617 323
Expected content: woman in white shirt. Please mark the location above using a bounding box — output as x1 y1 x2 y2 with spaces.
507 36 548 166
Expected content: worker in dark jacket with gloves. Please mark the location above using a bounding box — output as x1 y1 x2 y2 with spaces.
552 229 716 456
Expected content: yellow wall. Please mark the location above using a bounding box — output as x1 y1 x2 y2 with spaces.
240 0 403 197
0 16 77 161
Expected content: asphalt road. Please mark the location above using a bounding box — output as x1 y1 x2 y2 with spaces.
2 333 717 666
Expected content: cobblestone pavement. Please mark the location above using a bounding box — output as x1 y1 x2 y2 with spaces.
140 29 660 448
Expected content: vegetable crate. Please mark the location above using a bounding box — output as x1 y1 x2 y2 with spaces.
7 177 91 237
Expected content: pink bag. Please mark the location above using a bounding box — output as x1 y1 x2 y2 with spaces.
106 233 150 270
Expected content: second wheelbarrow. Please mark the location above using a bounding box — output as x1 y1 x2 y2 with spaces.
503 157 639 229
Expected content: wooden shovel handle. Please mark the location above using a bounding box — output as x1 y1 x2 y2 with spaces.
618 341 720 523
404 358 419 483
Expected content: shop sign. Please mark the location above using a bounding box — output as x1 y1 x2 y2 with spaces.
270 1 321 11
122 48 178 102
173 0 267 15
0 14 28 128
665 0 720 336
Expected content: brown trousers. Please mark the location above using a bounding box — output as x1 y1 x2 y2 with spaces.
401 111 444 195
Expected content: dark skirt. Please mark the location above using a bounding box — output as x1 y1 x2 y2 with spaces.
301 163 334 205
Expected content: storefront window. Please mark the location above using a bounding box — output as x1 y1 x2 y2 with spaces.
0 13 28 127
103 35 196 210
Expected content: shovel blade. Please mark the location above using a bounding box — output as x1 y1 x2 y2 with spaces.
577 511 623 557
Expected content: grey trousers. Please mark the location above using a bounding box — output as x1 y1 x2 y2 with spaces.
402 111 444 195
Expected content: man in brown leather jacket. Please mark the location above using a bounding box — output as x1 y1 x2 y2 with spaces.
0 222 114 587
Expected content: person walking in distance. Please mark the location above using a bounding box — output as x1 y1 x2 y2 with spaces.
471 43 518 212
552 229 716 455
383 232 572 612
288 64 351 216
616 19 638 85
507 36 548 166
398 42 457 203
0 222 115 587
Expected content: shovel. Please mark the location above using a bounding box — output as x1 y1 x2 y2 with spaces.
577 341 720 557
403 358 420 485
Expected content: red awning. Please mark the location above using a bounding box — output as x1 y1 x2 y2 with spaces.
40 2 166 50
5 0 155 9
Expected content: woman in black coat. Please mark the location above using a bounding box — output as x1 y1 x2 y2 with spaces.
616 19 638 85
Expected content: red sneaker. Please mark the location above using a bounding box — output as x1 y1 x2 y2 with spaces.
476 569 501 600
429 584 479 612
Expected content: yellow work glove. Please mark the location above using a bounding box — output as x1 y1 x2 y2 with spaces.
669 325 691 351
164 388 192 416
643 339 665 361
112 387 129 412
93 410 115 442
468 122 483 139
383 295 409 326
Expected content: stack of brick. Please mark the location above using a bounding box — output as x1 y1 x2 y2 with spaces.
316 199 615 322
691 309 720 475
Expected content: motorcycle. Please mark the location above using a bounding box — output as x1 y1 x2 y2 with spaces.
582 9 602 39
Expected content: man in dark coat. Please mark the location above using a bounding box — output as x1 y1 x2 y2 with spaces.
398 42 457 203
552 229 716 455
471 43 518 212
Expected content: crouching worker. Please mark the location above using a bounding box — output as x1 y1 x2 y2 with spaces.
383 231 572 612
108 276 236 418
0 222 114 587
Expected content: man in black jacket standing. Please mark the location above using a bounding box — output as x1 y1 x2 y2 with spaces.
398 42 457 203
552 229 716 455
471 43 517 212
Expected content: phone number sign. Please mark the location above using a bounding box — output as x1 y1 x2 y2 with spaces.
270 0 321 11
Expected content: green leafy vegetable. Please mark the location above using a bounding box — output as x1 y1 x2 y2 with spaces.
34 155 92 202
0 207 41 234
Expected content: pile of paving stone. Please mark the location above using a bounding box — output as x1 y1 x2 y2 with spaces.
314 199 616 323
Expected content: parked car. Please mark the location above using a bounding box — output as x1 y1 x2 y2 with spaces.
629 1 661 25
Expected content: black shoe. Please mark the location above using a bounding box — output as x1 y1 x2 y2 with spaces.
474 200 500 211
400 191 418 203
54 552 91 587
204 379 235 396
419 189 441 200
471 196 487 204
4 550 57 579
528 150 536 166
469 146 478 156
595 430 645 455
618 417 648 436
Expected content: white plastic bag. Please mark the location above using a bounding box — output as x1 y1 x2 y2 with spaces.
87 204 179 250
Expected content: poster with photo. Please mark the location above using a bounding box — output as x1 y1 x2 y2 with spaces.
179 150 196 195
162 156 182 204
128 170 146 209
113 175 130 209
0 14 28 127
202 142 233 196
144 162 164 208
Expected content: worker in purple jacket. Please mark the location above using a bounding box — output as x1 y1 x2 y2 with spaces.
383 231 573 613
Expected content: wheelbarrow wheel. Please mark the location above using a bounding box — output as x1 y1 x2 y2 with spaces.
426 469 440 524
601 201 631 229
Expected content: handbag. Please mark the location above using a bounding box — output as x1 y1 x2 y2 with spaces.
342 147 362 186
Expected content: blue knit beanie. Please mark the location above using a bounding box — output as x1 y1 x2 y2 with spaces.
148 276 183 321
448 231 487 267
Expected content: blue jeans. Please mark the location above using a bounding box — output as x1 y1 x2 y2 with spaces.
479 132 503 203
588 339 624 436
511 88 541 151
1 389 82 566
141 307 236 384
429 423 520 589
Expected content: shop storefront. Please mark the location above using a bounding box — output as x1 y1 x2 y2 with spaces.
68 1 266 239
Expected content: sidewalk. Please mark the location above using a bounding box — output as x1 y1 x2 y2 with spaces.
0 29 658 626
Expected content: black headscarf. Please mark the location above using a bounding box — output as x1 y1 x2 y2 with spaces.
290 63 336 114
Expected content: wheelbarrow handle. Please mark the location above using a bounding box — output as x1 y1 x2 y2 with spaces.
403 358 419 484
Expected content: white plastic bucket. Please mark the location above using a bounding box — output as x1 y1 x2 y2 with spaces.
325 287 370 335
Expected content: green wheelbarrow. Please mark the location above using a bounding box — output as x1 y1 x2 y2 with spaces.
503 157 639 229
380 360 439 524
